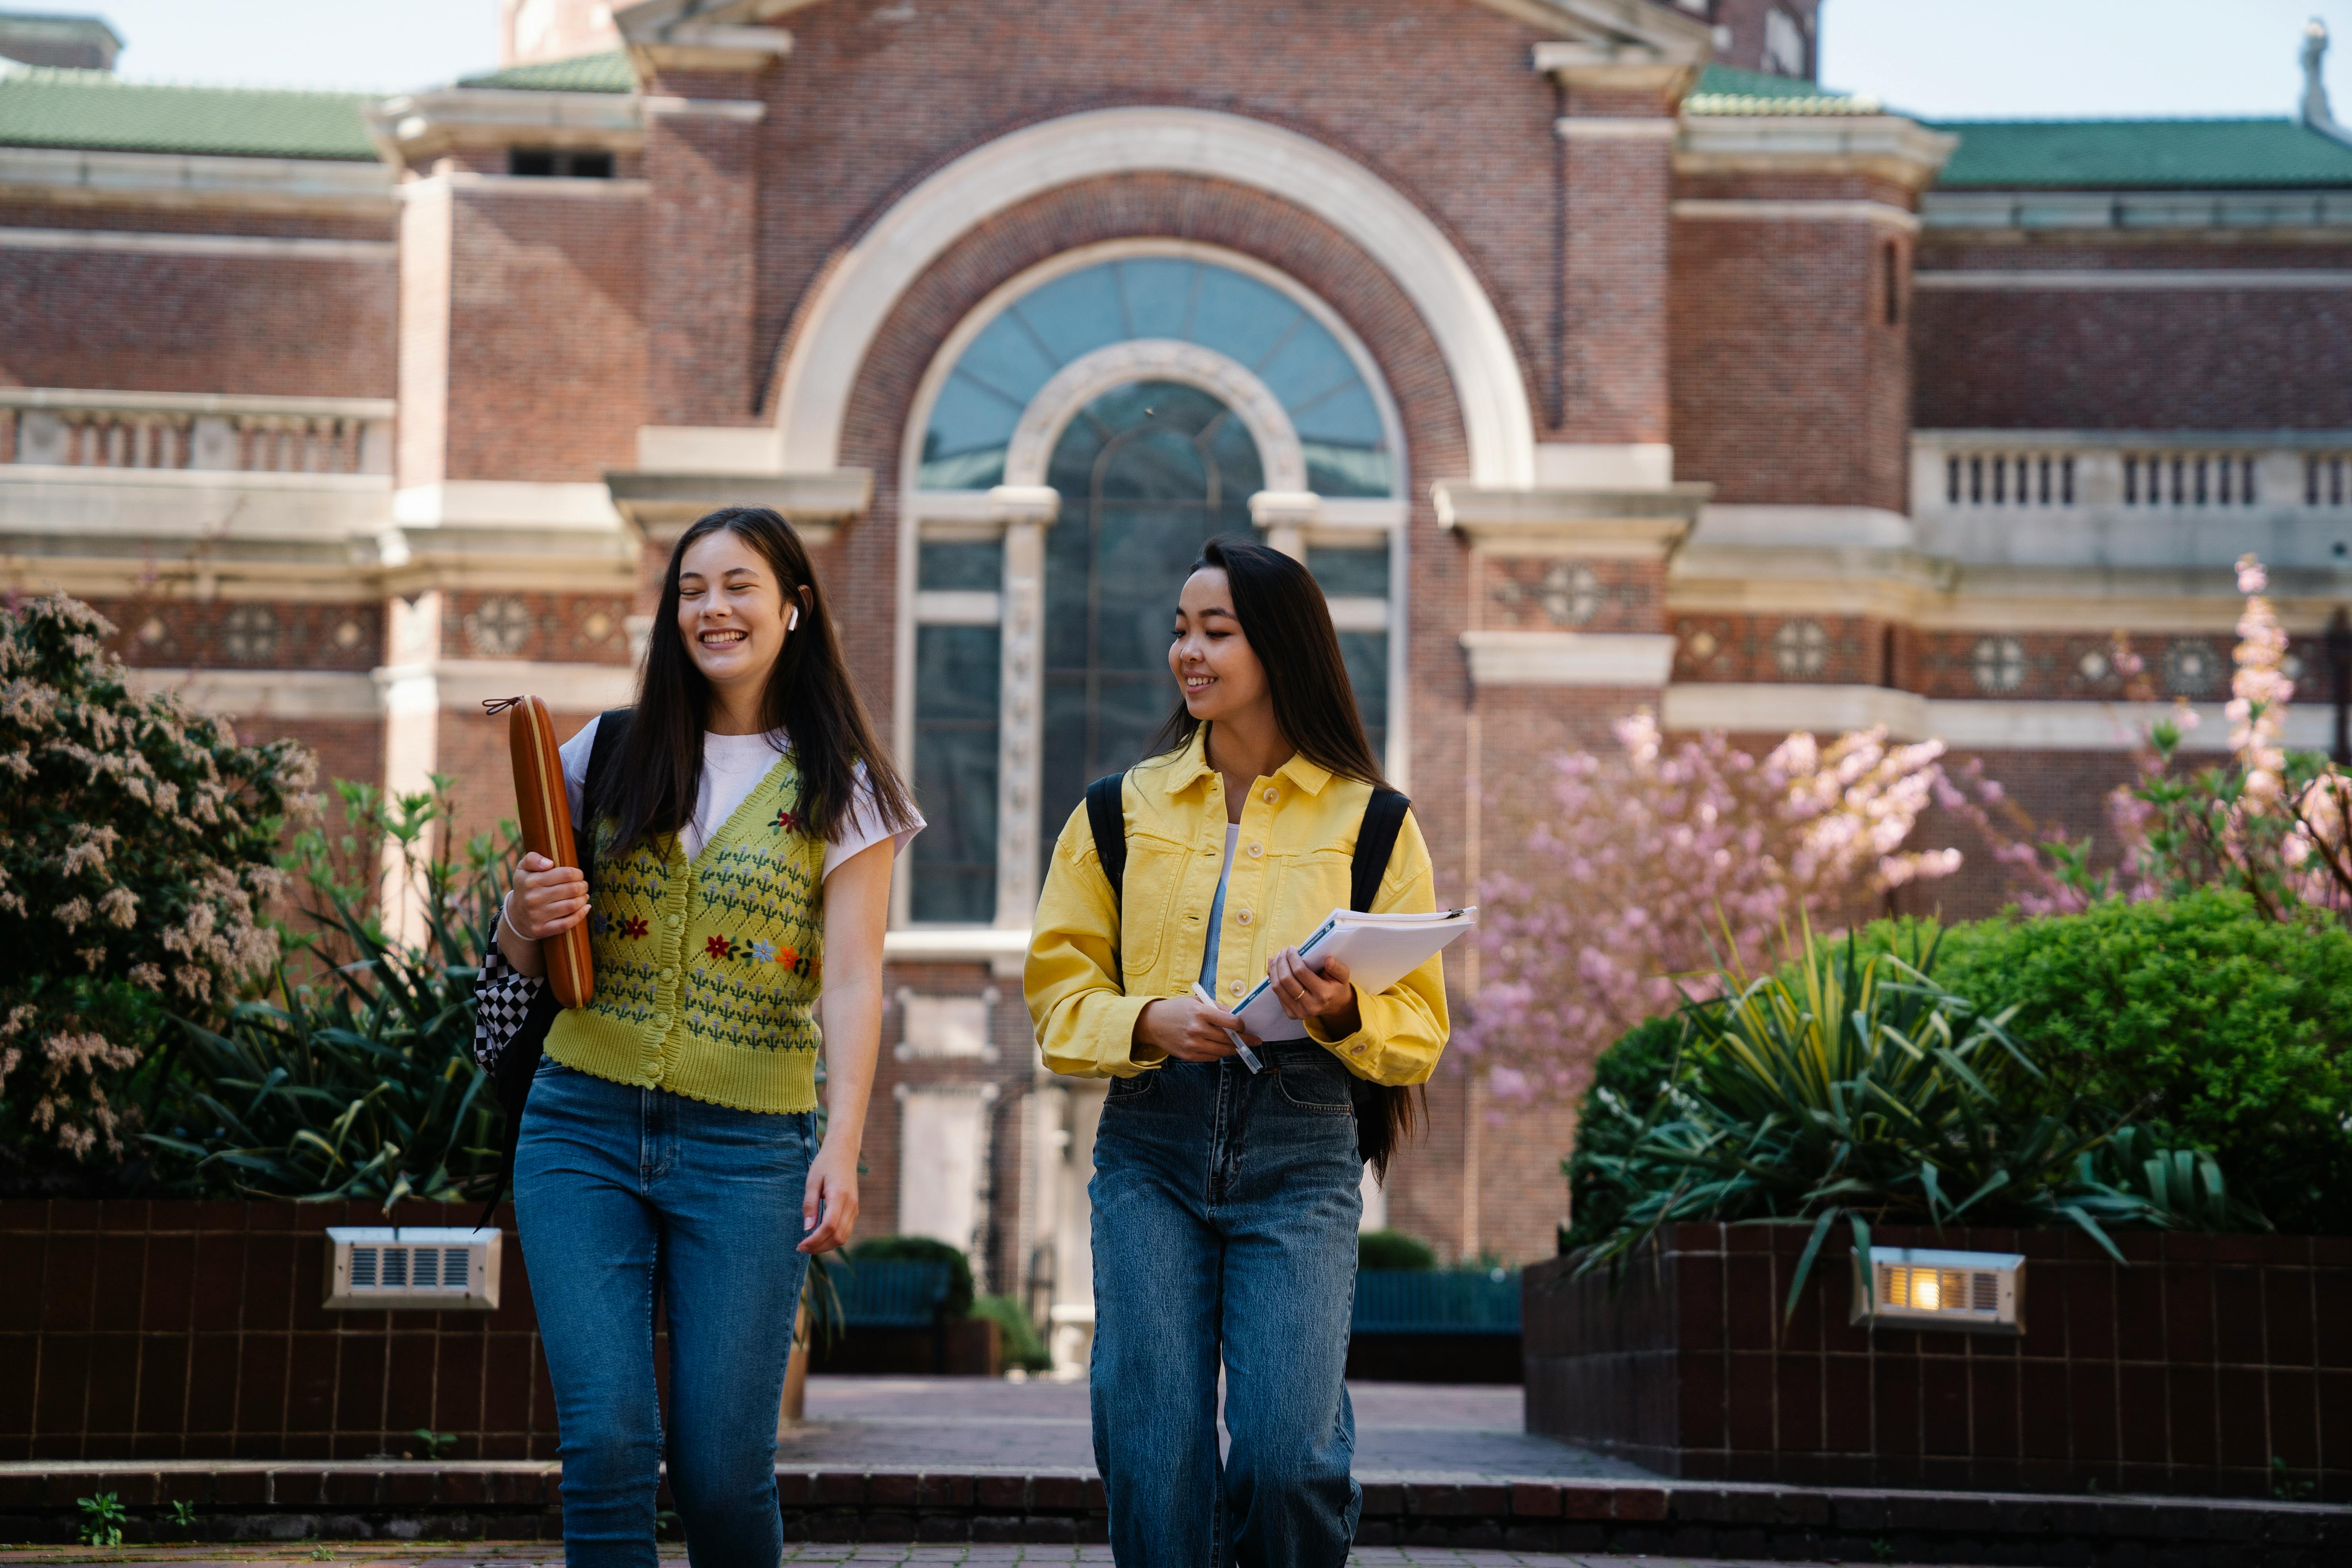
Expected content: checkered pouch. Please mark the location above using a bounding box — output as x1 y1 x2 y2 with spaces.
472 943 545 1073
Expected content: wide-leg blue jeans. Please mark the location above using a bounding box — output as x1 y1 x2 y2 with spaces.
1089 1044 1365 1567
514 1058 815 1568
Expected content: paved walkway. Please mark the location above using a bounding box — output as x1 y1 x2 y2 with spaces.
0 1549 1985 1568
779 1377 1652 1483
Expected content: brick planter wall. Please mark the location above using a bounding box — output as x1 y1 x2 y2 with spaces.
1523 1223 2352 1501
0 1200 567 1461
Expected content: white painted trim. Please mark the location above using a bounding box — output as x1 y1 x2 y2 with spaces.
397 172 650 201
640 95 766 121
376 659 637 712
1690 505 1920 549
914 589 1002 625
1555 117 1679 141
775 106 1533 488
1001 339 1305 492
1659 684 2332 753
1327 595 1389 632
124 668 380 720
1671 199 1920 235
0 226 395 262
0 145 393 213
1459 630 1675 687
1914 270 2352 292
885 926 1033 962
0 386 394 418
392 481 623 528
1318 497 1412 531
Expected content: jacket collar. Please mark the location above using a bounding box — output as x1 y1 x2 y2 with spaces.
1157 726 1334 798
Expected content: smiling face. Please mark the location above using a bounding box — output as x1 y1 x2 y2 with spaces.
1169 566 1270 726
675 525 796 700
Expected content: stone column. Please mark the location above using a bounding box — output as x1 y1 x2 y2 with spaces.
991 485 1060 928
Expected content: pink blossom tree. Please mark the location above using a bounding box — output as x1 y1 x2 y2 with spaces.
1466 715 1960 1106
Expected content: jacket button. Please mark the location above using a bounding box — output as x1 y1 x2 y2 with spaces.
1350 1044 1367 1057
1247 842 1264 858
1262 787 1278 803
1229 980 1245 997
1235 909 1252 926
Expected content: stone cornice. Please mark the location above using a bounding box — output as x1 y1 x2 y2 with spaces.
1676 115 1958 194
614 0 793 77
365 87 645 166
602 468 870 541
1432 481 1711 557
0 144 393 217
1460 629 1677 688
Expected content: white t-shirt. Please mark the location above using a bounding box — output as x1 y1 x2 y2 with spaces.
558 715 922 877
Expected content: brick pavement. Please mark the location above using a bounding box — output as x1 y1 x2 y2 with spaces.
779 1379 1651 1483
0 1548 1980 1568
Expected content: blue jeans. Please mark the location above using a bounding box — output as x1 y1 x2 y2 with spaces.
1089 1045 1364 1567
514 1059 815 1568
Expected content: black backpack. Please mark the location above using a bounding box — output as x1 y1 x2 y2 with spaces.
1083 771 1416 1172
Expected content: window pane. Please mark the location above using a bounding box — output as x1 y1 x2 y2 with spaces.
1307 544 1389 598
919 540 1002 591
911 624 1000 924
1336 630 1389 766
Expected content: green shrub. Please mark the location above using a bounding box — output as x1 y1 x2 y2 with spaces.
1357 1228 1438 1270
0 595 311 1177
968 1293 1052 1372
1561 1013 1684 1251
1915 891 2352 1234
846 1234 975 1320
1573 927 2189 1318
145 782 508 1206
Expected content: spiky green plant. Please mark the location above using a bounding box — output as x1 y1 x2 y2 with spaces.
1573 924 2209 1321
144 780 508 1206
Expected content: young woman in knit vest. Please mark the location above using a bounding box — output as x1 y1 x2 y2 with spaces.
498 505 921 1568
1025 535 1449 1565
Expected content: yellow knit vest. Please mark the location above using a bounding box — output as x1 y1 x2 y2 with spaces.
543 751 825 1113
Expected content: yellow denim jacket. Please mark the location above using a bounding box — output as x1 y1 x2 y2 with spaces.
1024 729 1449 1085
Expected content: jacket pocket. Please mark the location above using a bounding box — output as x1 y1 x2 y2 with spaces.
1116 836 1187 983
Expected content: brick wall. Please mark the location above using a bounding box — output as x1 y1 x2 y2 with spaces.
0 227 393 398
755 0 1556 435
1672 209 1912 510
1913 244 2352 430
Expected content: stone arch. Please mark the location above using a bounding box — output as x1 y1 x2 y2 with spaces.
777 105 1531 490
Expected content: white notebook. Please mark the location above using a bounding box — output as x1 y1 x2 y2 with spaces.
1234 906 1478 1041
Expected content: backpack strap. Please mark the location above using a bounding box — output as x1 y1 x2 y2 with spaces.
1350 787 1411 914
1085 772 1128 904
579 706 632 882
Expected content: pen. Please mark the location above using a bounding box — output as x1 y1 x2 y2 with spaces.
1191 982 1263 1073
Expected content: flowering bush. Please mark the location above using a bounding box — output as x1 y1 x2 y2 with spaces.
1468 714 1959 1106
0 596 311 1170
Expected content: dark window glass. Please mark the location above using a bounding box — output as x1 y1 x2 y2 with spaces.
1307 544 1389 599
510 149 557 177
918 540 1003 591
911 624 1001 923
568 150 614 178
1039 381 1262 875
1336 631 1388 767
509 148 613 178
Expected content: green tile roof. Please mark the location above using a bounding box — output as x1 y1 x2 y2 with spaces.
457 50 632 93
0 65 376 159
1686 62 1880 116
1929 116 2352 189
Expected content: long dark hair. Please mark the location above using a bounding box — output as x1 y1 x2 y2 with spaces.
602 506 918 857
1150 533 1421 1178
1146 534 1385 785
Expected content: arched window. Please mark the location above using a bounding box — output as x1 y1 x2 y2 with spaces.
919 256 1396 498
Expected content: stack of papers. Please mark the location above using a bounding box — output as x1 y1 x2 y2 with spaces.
1235 907 1477 1041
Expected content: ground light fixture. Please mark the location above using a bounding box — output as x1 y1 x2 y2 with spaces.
1850 1245 2024 1334
323 1226 504 1312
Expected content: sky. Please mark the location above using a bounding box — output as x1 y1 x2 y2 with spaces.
68 0 2352 120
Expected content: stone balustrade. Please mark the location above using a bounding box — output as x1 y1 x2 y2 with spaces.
0 388 394 475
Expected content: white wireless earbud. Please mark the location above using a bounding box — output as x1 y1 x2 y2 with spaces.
787 606 800 632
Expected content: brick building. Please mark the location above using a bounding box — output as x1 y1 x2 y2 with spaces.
3 0 2346 1347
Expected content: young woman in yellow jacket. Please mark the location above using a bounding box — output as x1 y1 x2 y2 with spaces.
1025 534 1448 1566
